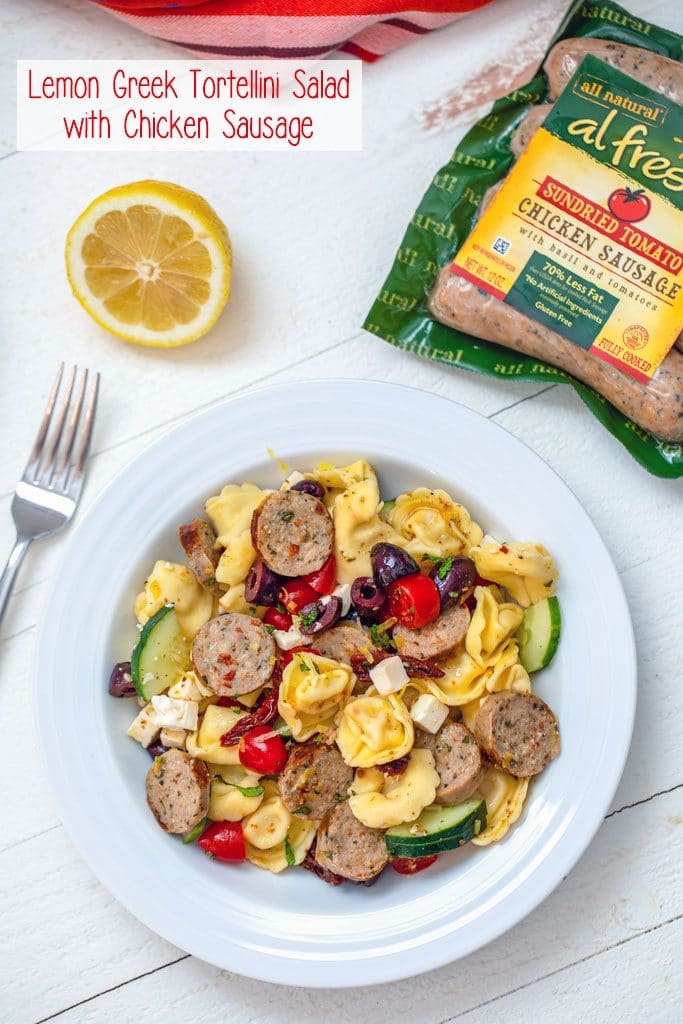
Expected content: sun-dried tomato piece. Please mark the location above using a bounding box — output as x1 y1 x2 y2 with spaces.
382 755 409 776
302 844 344 886
219 685 280 746
351 649 444 682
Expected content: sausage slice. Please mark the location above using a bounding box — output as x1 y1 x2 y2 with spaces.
146 749 210 834
252 490 333 577
415 721 484 805
393 605 470 662
192 612 276 696
315 801 388 882
312 623 370 666
278 744 353 818
473 691 560 777
179 518 222 595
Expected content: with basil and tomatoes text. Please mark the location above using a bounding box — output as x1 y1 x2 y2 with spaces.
111 461 562 884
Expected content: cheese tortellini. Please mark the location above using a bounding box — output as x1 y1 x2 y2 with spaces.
348 749 439 829
460 644 530 729
331 467 404 584
466 586 524 664
278 652 355 740
135 560 213 638
186 704 245 765
471 766 529 846
243 782 317 873
205 482 271 590
336 692 414 767
470 537 558 607
388 488 483 559
208 764 264 822
217 582 264 618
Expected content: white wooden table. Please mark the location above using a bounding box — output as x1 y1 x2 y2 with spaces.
1 0 682 1020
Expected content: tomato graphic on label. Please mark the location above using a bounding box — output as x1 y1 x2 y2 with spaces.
607 187 651 223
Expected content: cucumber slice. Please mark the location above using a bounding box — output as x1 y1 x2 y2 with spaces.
385 798 487 857
131 605 192 701
518 596 562 673
379 498 396 523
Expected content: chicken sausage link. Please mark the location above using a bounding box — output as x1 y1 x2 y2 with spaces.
510 103 552 158
545 38 683 103
178 518 222 595
278 744 353 818
192 612 276 697
315 800 388 882
429 267 683 441
473 691 560 777
414 720 484 804
146 749 210 834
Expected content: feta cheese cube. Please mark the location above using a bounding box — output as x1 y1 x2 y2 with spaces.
150 694 199 731
410 694 448 734
167 670 212 701
369 655 409 695
273 627 307 651
332 583 352 617
160 727 187 749
281 471 305 490
127 704 161 748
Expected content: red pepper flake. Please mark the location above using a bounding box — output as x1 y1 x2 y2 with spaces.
222 669 236 682
219 685 280 746
500 545 509 554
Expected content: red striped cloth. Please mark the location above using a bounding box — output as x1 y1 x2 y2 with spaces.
87 1 494 61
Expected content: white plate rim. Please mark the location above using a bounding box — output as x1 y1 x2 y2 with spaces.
33 378 636 988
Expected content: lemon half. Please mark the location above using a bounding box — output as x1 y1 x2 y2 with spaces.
65 180 231 347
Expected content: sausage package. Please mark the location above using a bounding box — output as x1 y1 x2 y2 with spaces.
364 0 683 477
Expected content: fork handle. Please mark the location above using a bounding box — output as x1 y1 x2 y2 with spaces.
0 536 32 628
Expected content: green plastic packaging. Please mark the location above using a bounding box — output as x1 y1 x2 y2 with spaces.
364 0 683 477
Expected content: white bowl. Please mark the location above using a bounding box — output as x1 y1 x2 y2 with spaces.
34 379 635 987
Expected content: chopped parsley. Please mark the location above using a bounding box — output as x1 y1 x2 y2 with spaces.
280 511 294 522
225 782 265 797
323 850 333 860
275 601 288 614
442 742 452 753
293 805 311 815
298 606 319 630
370 624 395 651
332 792 345 803
284 837 296 866
423 554 455 579
264 624 275 635
297 660 310 673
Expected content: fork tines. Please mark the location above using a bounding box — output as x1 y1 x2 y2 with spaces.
24 363 100 497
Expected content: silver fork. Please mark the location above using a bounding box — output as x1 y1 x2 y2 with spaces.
0 364 100 626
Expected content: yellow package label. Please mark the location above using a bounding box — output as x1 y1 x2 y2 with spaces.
451 55 683 383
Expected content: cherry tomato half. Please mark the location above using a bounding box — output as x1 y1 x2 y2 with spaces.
279 580 319 614
239 724 288 774
263 605 292 632
281 645 318 667
303 554 337 595
390 855 438 875
388 573 440 630
198 820 246 862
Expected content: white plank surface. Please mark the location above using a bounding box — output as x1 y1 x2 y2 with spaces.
1 0 682 1021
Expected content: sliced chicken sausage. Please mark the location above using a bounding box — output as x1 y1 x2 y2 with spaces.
192 612 276 697
415 720 484 804
278 744 353 818
252 490 333 577
545 38 683 103
473 691 560 777
429 268 683 441
146 749 210 834
315 800 388 882
394 605 470 662
178 518 222 595
312 622 370 666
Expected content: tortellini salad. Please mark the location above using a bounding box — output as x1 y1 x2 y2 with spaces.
112 459 562 884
